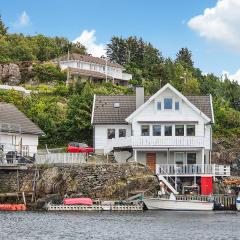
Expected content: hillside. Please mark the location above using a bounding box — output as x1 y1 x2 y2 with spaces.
0 17 240 163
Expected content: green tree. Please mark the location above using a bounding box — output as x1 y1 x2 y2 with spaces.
0 15 8 35
175 47 194 68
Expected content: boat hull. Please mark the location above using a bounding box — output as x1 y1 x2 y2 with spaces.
144 198 214 211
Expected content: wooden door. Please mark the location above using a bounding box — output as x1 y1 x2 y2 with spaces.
146 153 156 173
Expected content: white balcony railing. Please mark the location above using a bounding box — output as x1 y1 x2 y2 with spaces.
105 136 210 154
122 73 132 81
157 164 230 177
132 136 206 148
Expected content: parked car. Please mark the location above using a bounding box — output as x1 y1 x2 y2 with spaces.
67 142 94 153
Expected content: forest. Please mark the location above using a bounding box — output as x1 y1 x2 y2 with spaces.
0 16 240 147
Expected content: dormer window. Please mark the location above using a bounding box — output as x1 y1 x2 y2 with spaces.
164 98 172 109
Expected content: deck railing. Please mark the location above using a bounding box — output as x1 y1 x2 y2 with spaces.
105 136 210 154
132 136 207 148
157 164 230 176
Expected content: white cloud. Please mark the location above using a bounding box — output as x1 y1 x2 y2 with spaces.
14 11 31 27
188 0 240 51
222 69 240 84
73 30 106 57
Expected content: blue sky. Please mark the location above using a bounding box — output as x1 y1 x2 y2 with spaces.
1 0 240 81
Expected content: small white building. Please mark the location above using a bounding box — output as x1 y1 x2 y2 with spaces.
91 83 230 194
0 103 44 157
52 53 132 86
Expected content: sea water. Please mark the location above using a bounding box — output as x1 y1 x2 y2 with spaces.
0 211 239 240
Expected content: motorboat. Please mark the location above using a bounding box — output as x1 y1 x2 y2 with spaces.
144 194 214 211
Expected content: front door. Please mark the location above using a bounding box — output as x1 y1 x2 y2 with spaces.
146 153 156 173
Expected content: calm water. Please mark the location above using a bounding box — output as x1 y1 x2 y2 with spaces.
0 211 239 240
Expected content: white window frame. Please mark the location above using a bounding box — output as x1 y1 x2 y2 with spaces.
174 152 186 165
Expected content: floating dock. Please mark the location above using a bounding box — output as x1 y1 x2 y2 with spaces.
46 204 143 211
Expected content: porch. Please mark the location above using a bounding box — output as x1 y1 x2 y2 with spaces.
132 149 230 177
157 164 230 177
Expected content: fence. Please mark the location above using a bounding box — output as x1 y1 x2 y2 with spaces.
35 153 87 165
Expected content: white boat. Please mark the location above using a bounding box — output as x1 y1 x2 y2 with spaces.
144 195 214 211
236 196 240 211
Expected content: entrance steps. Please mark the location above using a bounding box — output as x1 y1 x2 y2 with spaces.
158 175 178 195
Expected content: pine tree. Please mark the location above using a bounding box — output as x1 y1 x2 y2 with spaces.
0 15 8 35
175 47 194 68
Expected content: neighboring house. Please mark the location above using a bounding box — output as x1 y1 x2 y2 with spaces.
52 53 132 86
91 83 230 194
0 103 44 157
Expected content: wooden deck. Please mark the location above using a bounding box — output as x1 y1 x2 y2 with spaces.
46 204 143 211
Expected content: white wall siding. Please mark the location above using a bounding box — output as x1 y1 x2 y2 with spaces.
94 125 131 154
0 133 39 156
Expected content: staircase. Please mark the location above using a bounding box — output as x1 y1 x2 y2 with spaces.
158 175 178 195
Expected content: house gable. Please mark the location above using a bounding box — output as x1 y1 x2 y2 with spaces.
125 84 211 124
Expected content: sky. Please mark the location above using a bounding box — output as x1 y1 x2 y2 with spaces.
1 0 240 82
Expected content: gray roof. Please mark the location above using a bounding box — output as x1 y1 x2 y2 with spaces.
92 95 213 125
0 103 44 135
52 53 123 68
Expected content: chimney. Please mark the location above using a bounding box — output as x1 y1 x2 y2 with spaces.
136 87 144 109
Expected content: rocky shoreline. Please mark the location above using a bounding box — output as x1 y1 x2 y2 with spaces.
0 163 159 209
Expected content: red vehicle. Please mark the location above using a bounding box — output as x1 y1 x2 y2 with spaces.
67 142 94 153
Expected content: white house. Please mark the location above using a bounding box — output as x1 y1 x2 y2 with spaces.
52 53 132 86
91 83 230 194
0 103 44 157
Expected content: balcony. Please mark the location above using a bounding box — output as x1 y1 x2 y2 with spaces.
157 164 230 177
105 136 209 154
122 73 132 81
132 136 207 148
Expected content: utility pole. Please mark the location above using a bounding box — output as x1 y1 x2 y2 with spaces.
105 57 108 82
66 47 70 87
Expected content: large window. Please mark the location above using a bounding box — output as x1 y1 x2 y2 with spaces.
187 153 196 164
175 125 184 136
119 129 126 138
187 125 195 136
107 129 115 139
164 98 173 109
141 125 150 136
153 125 161 136
175 152 185 165
164 125 172 136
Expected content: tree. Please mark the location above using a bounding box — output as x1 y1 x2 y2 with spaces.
0 15 8 35
175 47 194 68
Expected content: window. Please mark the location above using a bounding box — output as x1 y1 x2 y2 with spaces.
141 125 150 136
164 98 172 109
187 125 195 136
22 145 29 157
175 101 180 110
119 129 126 138
153 125 161 136
164 125 172 136
157 102 161 110
175 152 185 165
107 129 115 139
175 125 184 136
187 153 196 164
